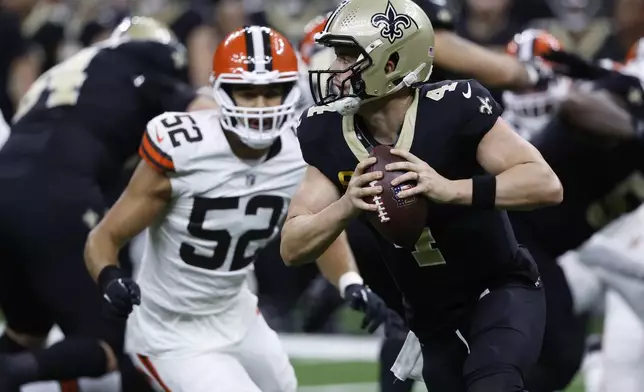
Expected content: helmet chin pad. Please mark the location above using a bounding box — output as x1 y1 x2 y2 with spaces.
213 80 301 149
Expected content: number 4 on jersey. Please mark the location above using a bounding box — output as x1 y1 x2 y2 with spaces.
425 82 458 101
412 227 446 267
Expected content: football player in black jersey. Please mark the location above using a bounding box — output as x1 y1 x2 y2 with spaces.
281 0 563 391
0 17 214 391
295 3 557 391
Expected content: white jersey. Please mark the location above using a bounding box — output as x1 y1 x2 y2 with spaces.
128 109 305 355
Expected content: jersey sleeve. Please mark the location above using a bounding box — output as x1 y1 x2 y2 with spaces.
412 0 455 31
295 106 332 168
138 114 177 173
458 79 503 147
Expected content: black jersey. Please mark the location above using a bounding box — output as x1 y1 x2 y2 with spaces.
2 39 196 189
510 116 644 257
297 80 540 338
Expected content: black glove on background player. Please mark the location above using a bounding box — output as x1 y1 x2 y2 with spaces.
542 50 612 80
98 265 141 318
344 284 389 333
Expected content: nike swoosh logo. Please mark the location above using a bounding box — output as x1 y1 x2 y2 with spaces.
462 82 471 98
155 131 164 143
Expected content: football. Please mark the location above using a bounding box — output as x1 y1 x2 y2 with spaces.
363 145 428 250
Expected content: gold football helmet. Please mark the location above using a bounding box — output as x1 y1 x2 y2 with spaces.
309 0 435 115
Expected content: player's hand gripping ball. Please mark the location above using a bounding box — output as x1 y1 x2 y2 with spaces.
362 145 428 249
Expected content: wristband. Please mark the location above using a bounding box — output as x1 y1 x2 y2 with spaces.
472 174 496 209
98 265 127 292
338 271 364 298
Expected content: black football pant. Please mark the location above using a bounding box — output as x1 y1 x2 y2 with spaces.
420 282 546 392
515 224 588 392
347 220 416 392
0 172 146 389
0 173 123 349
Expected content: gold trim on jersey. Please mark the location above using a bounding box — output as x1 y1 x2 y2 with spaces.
342 89 420 161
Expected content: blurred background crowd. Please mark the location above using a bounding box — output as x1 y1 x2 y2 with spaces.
2 0 644 123
2 0 644 337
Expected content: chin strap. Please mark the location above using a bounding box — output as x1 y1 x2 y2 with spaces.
330 63 427 116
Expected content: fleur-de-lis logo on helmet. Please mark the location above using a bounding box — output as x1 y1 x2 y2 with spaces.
371 1 414 44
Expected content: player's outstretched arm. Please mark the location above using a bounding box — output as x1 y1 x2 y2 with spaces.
559 71 644 140
281 159 382 265
462 117 563 209
388 81 561 210
559 89 637 139
435 31 537 89
385 117 563 209
281 166 355 265
85 161 171 281
389 119 562 209
281 166 391 333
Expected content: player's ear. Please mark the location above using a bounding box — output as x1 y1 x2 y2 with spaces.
384 53 400 74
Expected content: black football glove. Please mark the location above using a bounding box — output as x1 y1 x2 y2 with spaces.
383 308 409 340
541 50 612 80
98 265 141 318
344 284 388 333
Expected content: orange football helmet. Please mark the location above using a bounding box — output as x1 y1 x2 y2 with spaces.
211 25 301 149
626 38 644 65
503 29 569 140
506 29 562 63
299 14 328 66
622 37 644 83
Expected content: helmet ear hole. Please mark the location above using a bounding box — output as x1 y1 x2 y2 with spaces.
385 52 400 74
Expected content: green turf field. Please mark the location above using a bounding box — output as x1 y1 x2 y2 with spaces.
292 360 584 391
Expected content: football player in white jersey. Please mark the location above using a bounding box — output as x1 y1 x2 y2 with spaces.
84 25 304 392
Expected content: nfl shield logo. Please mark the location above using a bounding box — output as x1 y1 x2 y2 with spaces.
392 184 417 207
246 174 256 186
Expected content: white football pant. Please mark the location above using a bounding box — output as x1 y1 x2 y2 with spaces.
130 312 296 392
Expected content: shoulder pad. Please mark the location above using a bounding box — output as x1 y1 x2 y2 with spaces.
139 111 204 173
412 0 455 31
296 104 340 144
